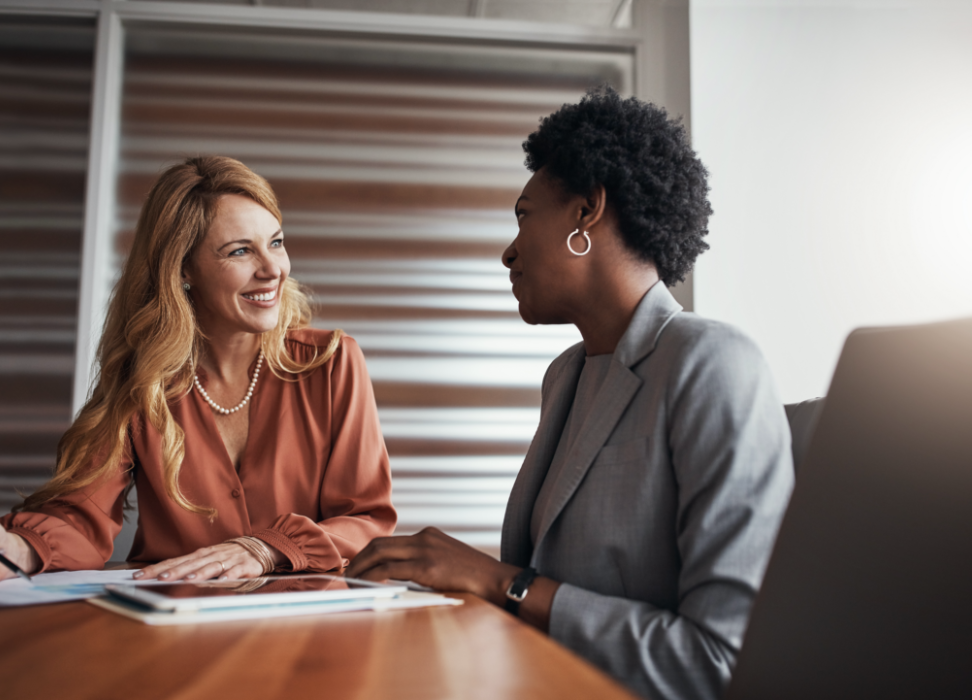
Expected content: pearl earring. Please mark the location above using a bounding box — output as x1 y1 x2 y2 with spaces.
183 283 191 292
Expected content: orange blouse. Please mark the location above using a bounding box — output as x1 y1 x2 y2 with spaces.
1 330 396 573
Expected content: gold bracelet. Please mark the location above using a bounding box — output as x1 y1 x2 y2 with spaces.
227 536 275 575
246 537 276 573
246 537 275 574
241 538 273 575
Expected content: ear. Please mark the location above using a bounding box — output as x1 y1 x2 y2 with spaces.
578 184 608 231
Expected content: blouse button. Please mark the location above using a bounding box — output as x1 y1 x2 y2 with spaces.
231 489 241 498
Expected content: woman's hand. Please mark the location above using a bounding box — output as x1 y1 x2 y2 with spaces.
0 525 40 580
345 527 521 607
133 540 283 582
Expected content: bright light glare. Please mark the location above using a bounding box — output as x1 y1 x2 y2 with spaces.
909 131 972 308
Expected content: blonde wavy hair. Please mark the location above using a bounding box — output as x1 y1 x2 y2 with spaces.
19 156 341 518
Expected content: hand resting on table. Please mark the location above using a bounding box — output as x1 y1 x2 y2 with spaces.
134 539 286 581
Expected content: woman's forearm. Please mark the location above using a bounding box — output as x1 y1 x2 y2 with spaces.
399 547 561 634
511 574 561 633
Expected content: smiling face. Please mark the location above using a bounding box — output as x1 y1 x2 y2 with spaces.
502 169 586 325
182 193 290 339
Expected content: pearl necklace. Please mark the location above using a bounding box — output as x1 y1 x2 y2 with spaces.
193 350 264 415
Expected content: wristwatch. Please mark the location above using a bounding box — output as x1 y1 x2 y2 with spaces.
504 566 538 616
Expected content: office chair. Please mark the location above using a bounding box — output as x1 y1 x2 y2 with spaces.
784 398 826 471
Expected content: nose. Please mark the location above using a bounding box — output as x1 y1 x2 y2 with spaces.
501 239 517 269
256 249 284 280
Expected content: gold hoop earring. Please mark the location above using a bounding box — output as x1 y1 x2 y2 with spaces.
567 229 591 256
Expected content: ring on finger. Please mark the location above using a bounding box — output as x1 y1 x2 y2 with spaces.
216 561 225 574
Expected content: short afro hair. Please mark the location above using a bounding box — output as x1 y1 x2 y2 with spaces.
523 86 712 286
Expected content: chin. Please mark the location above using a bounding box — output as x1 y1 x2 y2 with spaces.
242 311 281 335
254 319 281 335
517 302 537 326
517 302 569 327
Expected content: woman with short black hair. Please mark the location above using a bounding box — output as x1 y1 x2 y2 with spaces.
348 87 794 700
521 84 711 285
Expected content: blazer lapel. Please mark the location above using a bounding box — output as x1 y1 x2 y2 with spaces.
531 361 641 552
532 282 684 555
501 344 585 566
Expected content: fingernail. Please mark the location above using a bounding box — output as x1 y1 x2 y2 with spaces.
132 571 144 579
218 575 228 581
159 572 170 579
185 573 196 580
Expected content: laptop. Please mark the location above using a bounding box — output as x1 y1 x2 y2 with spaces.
725 317 972 699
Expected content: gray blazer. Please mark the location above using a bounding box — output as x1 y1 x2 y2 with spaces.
501 283 794 700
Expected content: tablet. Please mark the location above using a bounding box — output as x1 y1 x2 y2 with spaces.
104 574 405 613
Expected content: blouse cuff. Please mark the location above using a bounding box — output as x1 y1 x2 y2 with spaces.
252 527 305 573
7 526 51 574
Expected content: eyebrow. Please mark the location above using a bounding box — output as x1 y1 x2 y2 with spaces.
217 229 283 251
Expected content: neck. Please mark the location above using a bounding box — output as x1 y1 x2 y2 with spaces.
199 332 262 382
573 269 659 357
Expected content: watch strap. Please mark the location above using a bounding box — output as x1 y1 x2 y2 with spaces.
504 566 538 616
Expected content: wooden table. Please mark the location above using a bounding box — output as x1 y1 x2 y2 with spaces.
0 593 639 700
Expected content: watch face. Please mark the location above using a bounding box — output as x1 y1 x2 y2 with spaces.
506 567 537 602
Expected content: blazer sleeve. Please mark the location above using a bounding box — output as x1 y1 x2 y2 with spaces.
0 449 133 573
547 325 795 700
252 337 396 572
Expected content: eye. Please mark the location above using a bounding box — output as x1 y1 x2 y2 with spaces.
515 209 525 220
228 247 248 257
270 238 284 248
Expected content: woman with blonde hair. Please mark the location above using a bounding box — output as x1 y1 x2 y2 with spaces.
0 155 395 581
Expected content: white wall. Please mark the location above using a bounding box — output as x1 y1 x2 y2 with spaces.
690 0 972 402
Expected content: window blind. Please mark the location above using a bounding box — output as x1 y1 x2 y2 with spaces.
0 19 94 514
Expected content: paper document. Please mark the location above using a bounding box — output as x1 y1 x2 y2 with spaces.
0 569 141 607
